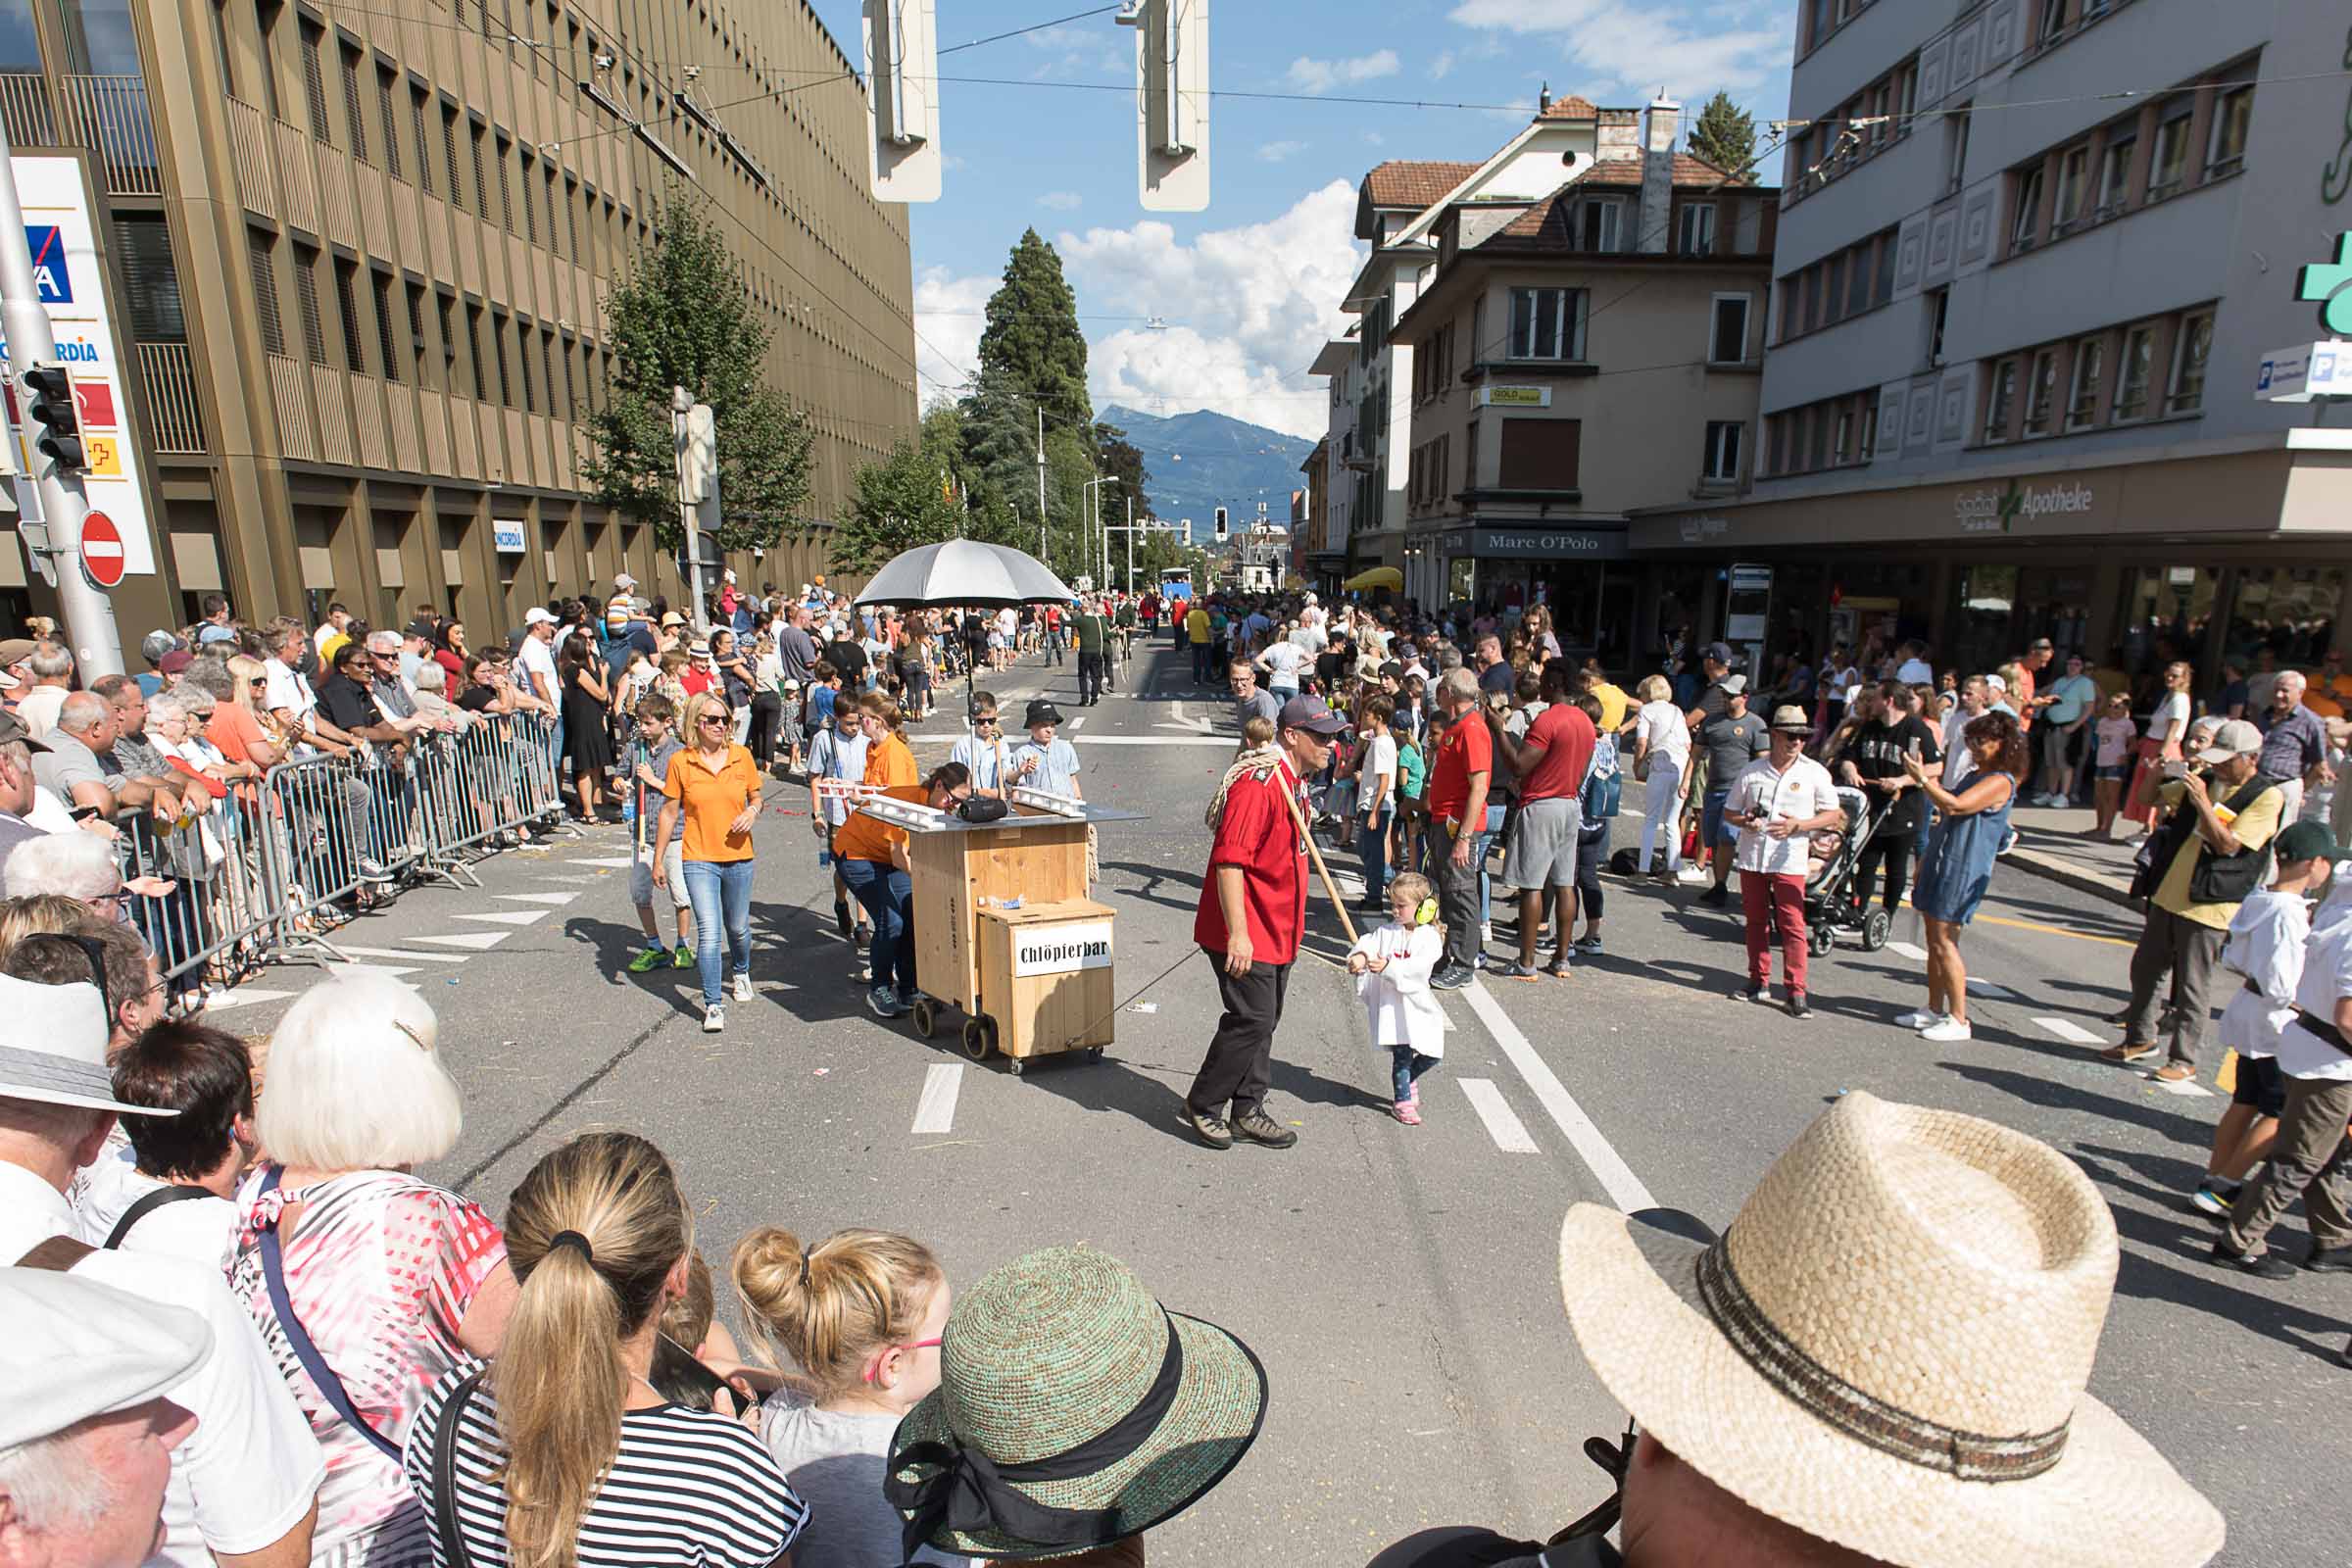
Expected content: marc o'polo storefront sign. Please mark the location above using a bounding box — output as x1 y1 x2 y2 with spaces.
1952 476 2096 534
1445 526 1631 560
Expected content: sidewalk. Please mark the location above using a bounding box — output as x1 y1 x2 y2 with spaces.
2002 805 2139 907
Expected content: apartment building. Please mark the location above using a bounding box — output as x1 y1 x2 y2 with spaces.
1641 0 2352 684
0 0 915 640
1381 96 1776 660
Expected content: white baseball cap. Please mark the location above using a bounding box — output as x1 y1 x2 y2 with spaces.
0 1270 211 1448
613 572 637 591
723 568 737 584
1984 673 2008 694
522 607 556 626
0 973 165 1115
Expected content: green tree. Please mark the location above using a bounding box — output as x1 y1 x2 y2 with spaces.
976 229 1092 432
1687 90 1758 179
584 199 816 556
832 438 967 573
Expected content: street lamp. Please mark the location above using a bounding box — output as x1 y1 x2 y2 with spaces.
1082 475 1120 590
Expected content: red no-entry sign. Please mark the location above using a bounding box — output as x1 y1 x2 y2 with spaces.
79 509 124 589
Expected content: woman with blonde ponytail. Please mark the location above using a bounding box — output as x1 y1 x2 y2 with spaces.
403 1133 808 1568
733 1226 960 1567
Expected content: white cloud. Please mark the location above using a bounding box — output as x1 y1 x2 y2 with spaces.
911 266 990 400
1285 50 1401 94
1429 50 1457 80
1446 0 1785 97
1054 180 1366 439
1036 190 1084 211
1256 139 1309 163
1363 130 1386 146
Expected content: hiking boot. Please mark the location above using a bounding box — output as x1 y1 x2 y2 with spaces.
1231 1107 1298 1149
2210 1241 2295 1279
1183 1108 1234 1151
627 946 668 974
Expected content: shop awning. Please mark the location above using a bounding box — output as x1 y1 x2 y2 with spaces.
1345 565 1403 591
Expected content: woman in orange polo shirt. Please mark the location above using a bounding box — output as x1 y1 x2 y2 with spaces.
654 691 762 1033
833 692 967 1018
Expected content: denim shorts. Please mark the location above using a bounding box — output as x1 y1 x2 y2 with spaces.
1702 788 1733 848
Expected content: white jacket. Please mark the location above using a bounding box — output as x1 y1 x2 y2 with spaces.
1351 921 1446 1055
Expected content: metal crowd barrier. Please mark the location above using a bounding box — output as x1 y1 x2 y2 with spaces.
120 710 572 990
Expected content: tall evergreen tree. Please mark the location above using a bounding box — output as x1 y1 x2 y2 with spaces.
975 229 1092 431
1687 90 1758 179
584 199 816 555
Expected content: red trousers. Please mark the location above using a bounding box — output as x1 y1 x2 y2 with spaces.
1741 871 1808 996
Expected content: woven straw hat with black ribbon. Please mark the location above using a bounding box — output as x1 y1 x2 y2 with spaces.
886 1247 1266 1561
1559 1091 2225 1568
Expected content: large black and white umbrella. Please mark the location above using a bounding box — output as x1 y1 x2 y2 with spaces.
853 540 1075 611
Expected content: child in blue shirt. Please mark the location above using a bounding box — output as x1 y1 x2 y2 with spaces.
1009 699 1083 799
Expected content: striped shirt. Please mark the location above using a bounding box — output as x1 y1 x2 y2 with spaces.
403 1363 808 1568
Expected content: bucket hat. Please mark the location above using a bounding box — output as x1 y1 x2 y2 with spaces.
1557 1092 2223 1568
0 973 167 1115
886 1247 1266 1560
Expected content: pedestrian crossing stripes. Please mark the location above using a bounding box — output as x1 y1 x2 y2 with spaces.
455 908 551 926
912 1063 963 1136
498 892 583 906
333 945 471 963
2151 1073 2216 1098
2033 1015 2105 1045
569 857 638 868
407 930 514 951
1460 980 1655 1211
196 988 296 1013
1966 979 2021 1001
1457 1078 1538 1153
1886 941 1929 960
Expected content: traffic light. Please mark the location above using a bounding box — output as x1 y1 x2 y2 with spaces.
1212 506 1228 542
22 364 82 474
863 0 941 202
1118 0 1210 211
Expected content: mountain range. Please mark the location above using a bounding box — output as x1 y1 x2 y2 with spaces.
1098 405 1315 540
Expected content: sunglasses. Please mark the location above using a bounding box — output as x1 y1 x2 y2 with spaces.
700 712 732 726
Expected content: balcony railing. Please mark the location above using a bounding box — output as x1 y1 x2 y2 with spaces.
135 341 206 454
0 73 160 197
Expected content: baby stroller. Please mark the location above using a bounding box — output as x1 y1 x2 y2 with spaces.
1798 786 1894 958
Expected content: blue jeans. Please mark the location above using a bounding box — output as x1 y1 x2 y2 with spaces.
1475 802 1503 925
838 858 915 997
1192 641 1212 683
1702 788 1733 850
680 858 754 1005
1359 808 1390 903
1392 1043 1440 1102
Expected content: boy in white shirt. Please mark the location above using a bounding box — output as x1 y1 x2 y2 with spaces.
807 702 871 943
1008 700 1082 800
950 691 1011 799
1348 873 1445 1124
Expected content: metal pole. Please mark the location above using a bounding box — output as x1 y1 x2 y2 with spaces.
672 385 706 635
0 134 121 675
1125 498 1135 593
1035 404 1048 562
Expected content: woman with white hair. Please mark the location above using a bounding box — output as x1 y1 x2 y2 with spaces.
226 974 516 1566
3 826 121 905
1629 672 1690 879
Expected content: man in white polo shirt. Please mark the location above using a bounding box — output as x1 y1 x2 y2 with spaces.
1723 706 1846 1019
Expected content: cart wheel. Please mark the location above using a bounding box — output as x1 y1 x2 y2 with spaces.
1809 924 1836 958
1007 1057 1025 1077
1088 1045 1105 1061
1861 907 1892 953
911 998 937 1039
959 1017 992 1061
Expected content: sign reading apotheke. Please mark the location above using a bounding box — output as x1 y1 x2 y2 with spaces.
1953 476 2095 534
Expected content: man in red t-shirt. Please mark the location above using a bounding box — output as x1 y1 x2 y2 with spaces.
1490 662 1597 978
1186 693 1348 1151
1425 667 1493 988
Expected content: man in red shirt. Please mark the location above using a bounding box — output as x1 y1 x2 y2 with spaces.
1186 693 1348 1151
1489 662 1598 978
1425 667 1492 989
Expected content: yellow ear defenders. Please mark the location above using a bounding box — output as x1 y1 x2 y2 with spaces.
1414 898 1439 926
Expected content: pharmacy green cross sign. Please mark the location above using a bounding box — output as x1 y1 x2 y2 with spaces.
2300 232 2352 334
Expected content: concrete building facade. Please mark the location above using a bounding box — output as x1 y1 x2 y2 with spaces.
0 0 915 642
1642 0 2352 687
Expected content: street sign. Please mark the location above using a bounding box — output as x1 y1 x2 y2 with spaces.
2255 341 2349 403
79 506 122 587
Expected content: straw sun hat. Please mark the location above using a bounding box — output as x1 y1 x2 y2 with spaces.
887 1247 1266 1559
1559 1092 2223 1568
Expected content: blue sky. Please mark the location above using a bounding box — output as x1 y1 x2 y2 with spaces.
804 0 1798 436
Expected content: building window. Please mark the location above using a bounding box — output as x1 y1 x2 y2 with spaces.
2065 334 2105 429
299 22 332 141
1709 294 1750 364
491 313 513 405
1677 202 1716 257
2095 129 2133 217
377 67 403 181
293 245 327 365
1833 405 1854 465
1943 107 1970 193
465 303 487 400
1580 198 1621 253
1507 287 1583 360
1702 420 1742 482
516 319 535 413
2024 348 2058 435
1768 415 1788 475
2037 0 2068 45
468 122 488 218
111 217 185 341
494 134 514 233
2113 324 2157 420
338 43 369 165
2148 100 2192 200
1496 417 1580 490
2010 166 2043 251
333 258 366 370
1926 287 1949 368
248 231 284 358
441 105 463 212
1984 357 2018 443
518 153 538 243
2206 83 2252 178
372 271 401 382
1859 400 1879 460
2167 310 2213 413
2053 145 2089 230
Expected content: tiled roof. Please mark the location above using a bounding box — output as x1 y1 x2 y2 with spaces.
1577 152 1747 186
1493 182 1580 242
1361 160 1482 208
1535 95 1599 121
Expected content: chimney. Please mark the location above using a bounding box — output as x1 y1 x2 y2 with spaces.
1595 107 1640 160
1639 94 1681 255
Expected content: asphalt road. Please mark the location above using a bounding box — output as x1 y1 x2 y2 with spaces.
215 636 2348 1566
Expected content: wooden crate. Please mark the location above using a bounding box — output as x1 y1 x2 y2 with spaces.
907 814 1089 1013
976 899 1117 1061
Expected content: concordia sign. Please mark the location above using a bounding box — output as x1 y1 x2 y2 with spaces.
1953 477 2095 533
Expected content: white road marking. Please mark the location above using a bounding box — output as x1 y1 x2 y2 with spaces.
1967 979 2021 1001
197 988 296 1013
569 856 637 868
1458 1078 1540 1153
456 908 551 926
912 1063 963 1135
2152 1073 2216 1098
498 892 581 906
408 930 514 950
534 874 610 884
1056 735 1233 747
1462 980 1656 1211
1886 941 1929 960
1070 714 1087 731
323 962 420 978
2034 1015 2105 1045
332 945 472 963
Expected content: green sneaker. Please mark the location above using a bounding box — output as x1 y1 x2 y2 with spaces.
626 946 667 974
672 945 694 968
